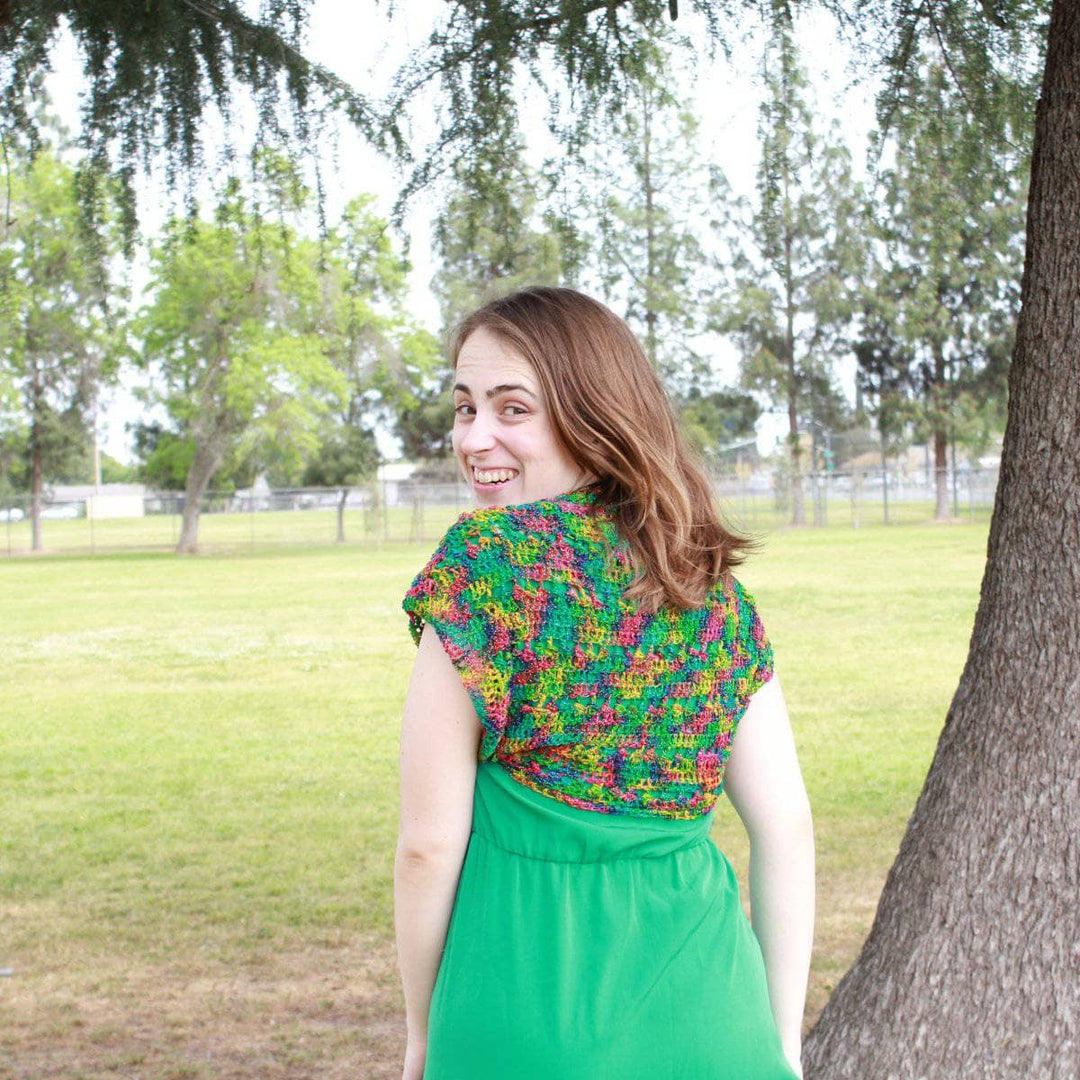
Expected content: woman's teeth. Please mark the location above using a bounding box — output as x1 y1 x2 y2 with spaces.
474 468 518 484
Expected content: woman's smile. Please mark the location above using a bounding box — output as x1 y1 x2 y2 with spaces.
472 465 520 490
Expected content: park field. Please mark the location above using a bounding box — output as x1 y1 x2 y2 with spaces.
1 520 988 1078
0 483 994 559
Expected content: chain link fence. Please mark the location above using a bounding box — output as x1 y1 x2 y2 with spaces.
1 466 1000 558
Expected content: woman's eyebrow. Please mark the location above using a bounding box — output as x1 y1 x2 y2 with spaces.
453 382 538 399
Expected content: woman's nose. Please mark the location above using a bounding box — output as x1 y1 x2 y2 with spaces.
458 411 496 453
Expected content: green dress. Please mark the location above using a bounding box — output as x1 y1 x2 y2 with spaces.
402 485 800 1080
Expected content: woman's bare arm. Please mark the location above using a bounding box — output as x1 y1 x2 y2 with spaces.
395 622 482 1072
723 673 815 1077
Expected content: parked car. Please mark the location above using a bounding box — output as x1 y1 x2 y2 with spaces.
41 503 82 519
0 507 24 522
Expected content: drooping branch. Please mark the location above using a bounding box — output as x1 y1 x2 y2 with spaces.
0 0 393 247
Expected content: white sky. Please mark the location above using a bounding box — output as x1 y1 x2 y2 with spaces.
42 2 879 464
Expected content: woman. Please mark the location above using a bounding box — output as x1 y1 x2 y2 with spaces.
396 287 814 1080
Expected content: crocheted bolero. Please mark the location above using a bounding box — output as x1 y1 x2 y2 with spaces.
401 484 774 819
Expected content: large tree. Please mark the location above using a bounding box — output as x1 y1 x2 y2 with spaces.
866 53 1027 520
803 3 1076 1074
721 17 864 526
0 138 123 549
591 31 715 396
137 158 345 552
307 193 439 541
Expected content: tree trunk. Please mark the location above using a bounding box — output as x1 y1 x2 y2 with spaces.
804 4 1080 1076
933 425 949 521
880 425 889 526
932 340 950 521
783 165 804 528
29 413 42 552
336 487 348 543
642 80 658 372
176 439 223 554
27 353 46 552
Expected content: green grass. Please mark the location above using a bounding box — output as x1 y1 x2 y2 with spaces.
0 487 994 557
0 504 454 556
0 522 988 1027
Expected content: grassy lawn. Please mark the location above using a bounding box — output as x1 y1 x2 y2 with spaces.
0 519 988 1078
0 487 993 558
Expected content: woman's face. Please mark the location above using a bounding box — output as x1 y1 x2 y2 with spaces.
452 326 594 506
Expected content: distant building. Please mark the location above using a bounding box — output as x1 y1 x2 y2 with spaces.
49 483 147 520
378 461 420 505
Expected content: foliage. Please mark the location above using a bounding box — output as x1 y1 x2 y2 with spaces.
131 422 205 491
136 155 345 546
301 425 379 488
385 1 1045 216
718 16 863 523
315 194 440 486
432 135 564 337
676 387 761 468
415 135 567 466
3 2 1045 246
98 451 135 484
862 52 1028 482
591 31 715 397
853 274 916 463
0 0 389 245
0 135 124 541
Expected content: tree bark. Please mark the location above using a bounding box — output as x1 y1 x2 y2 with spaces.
176 438 224 554
932 339 951 521
933 425 949 521
783 157 805 528
642 79 658 371
880 425 889 526
29 359 43 552
804 3 1080 1076
336 487 348 543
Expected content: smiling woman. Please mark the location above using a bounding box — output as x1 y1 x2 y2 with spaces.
451 326 598 504
395 286 814 1080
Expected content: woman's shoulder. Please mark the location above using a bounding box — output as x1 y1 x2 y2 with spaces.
705 573 770 636
441 487 609 557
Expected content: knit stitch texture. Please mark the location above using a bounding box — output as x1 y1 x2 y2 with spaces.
402 484 774 819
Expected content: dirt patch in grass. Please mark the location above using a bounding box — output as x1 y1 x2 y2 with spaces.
2 924 852 1080
0 933 406 1080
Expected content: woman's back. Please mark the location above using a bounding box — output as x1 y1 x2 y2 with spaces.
403 484 774 819
402 485 798 1080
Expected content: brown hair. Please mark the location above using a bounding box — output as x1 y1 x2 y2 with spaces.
451 286 757 615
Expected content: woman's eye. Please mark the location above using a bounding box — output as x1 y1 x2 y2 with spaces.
453 403 528 417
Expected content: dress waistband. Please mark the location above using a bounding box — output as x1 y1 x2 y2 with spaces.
471 761 715 864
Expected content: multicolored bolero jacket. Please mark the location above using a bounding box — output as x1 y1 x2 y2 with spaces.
402 485 774 820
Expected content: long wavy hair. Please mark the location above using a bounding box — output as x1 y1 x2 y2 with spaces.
450 286 757 615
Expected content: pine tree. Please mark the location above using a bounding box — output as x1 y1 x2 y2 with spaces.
720 16 863 526
866 54 1028 519
591 32 714 397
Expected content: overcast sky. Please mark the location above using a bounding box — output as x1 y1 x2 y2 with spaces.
43 2 878 464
